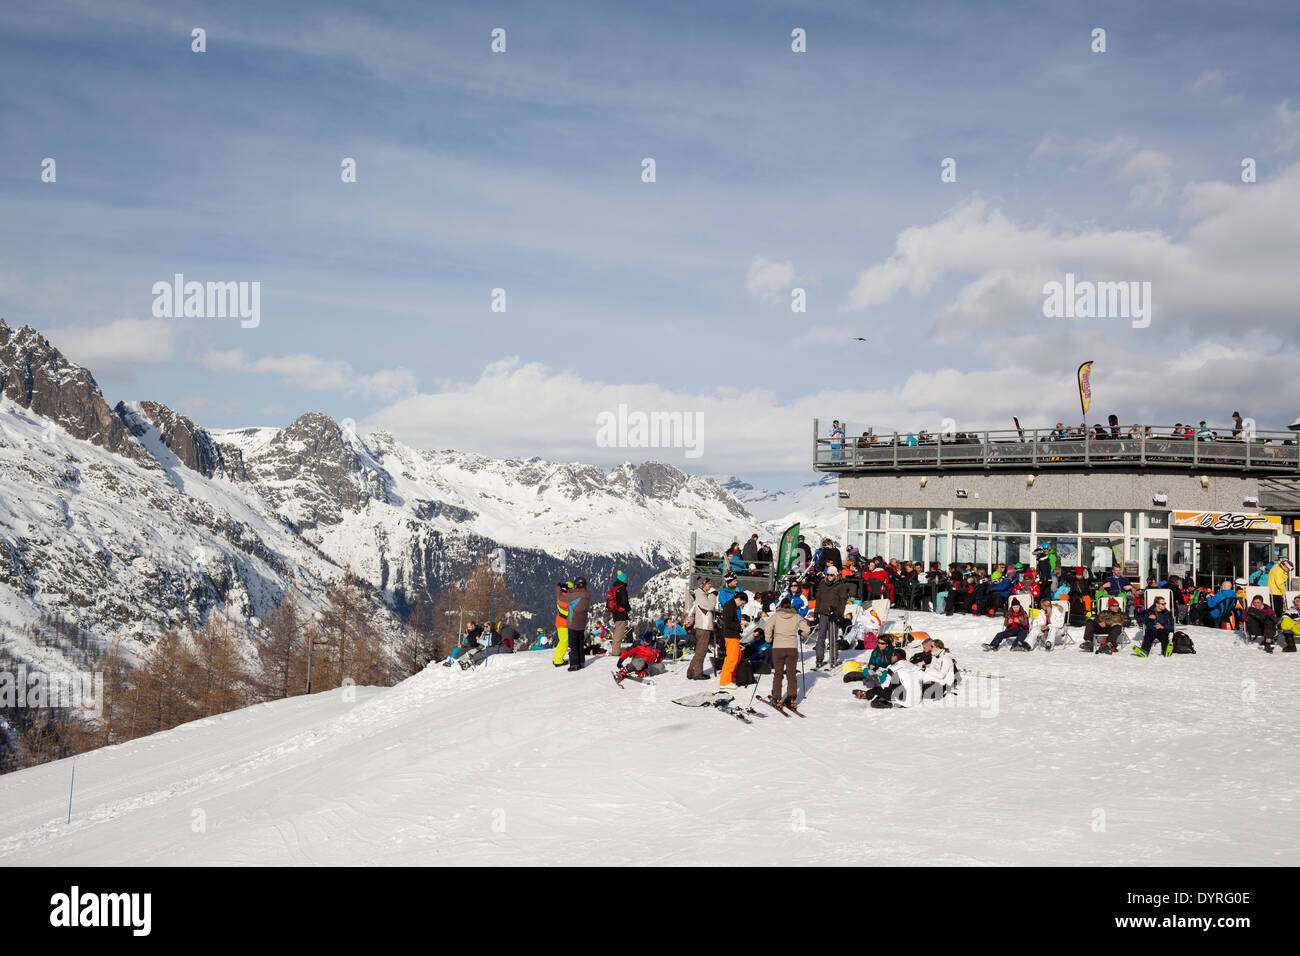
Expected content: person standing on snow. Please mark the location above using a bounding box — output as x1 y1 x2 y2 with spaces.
607 571 630 657
565 578 591 672
1268 559 1292 617
766 595 809 708
718 591 748 689
552 583 574 667
686 578 718 680
813 565 849 668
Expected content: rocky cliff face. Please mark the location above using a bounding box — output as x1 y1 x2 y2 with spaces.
0 317 761 669
117 400 246 480
0 318 155 468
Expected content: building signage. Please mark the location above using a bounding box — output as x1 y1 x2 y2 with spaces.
1172 511 1282 532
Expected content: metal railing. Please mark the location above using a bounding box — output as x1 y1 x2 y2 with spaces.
813 422 1300 473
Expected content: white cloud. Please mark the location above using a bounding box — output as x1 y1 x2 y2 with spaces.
848 161 1300 333
198 350 417 399
1030 134 1172 207
360 345 1300 476
44 317 176 377
746 256 799 303
1189 69 1226 94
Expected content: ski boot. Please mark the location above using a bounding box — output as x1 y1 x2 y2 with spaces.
1164 642 1174 658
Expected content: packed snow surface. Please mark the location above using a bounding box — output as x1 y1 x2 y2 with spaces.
1 613 1296 865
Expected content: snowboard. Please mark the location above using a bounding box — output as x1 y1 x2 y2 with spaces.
672 691 735 707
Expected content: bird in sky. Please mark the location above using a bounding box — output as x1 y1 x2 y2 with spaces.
853 337 868 342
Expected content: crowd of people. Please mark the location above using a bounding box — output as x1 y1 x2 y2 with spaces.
827 411 1270 450
440 533 1296 711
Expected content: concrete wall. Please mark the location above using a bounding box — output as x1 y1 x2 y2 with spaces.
836 470 1264 513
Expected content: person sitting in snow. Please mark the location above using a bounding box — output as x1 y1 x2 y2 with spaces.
855 647 923 708
918 638 955 698
614 638 665 683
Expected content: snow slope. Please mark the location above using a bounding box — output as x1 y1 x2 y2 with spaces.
2 614 1296 866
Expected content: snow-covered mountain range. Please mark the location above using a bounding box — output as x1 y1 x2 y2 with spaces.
1 318 826 671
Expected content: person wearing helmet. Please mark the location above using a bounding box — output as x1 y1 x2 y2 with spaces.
565 577 591 672
607 571 630 657
534 626 548 649
1079 597 1128 654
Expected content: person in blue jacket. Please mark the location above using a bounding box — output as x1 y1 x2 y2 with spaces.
1101 564 1136 598
1205 580 1239 627
1134 595 1175 657
781 580 809 617
983 569 1021 614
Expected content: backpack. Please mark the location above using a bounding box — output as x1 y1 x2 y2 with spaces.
1172 631 1196 654
734 659 756 687
606 584 627 614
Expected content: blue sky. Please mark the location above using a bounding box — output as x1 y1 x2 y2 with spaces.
2 0 1299 484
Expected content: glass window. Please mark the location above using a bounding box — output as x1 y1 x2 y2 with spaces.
1054 537 1081 568
1082 511 1128 534
865 510 885 530
929 510 950 530
953 536 978 565
1036 510 1079 534
952 510 989 532
1143 511 1169 531
1082 536 1126 571
847 530 865 554
928 533 949 566
993 535 1034 567
991 510 1031 533
866 532 885 558
1140 539 1169 584
888 536 904 561
847 509 865 530
888 509 927 530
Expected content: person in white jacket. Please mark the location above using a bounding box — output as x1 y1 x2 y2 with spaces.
1026 597 1067 650
861 648 923 708
919 639 955 698
685 578 717 680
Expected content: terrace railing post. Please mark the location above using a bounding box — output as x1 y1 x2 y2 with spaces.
1140 431 1146 467
1032 429 1038 467
1246 435 1251 470
982 430 989 468
936 434 942 467
813 418 819 466
1193 433 1199 467
893 432 899 469
1084 429 1090 465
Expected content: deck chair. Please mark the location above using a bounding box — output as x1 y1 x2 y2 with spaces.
1244 585 1269 608
1051 599 1076 648
869 598 891 636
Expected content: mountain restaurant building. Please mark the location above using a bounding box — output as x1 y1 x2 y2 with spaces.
814 421 1300 588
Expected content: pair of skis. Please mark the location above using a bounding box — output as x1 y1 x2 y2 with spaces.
613 669 656 687
758 695 805 718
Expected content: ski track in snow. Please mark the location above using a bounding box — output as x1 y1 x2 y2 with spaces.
0 613 1297 865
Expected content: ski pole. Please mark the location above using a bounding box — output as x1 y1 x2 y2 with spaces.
67 757 76 824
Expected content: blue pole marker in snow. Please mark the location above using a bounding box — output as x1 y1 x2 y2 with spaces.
67 757 76 824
